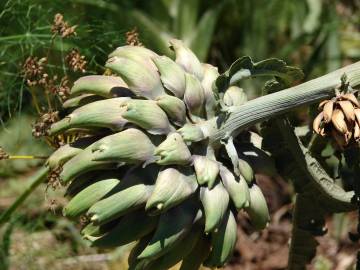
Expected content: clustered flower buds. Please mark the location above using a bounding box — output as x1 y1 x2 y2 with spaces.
313 92 360 148
51 13 76 38
46 40 271 269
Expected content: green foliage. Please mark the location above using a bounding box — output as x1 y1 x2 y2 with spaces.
0 1 360 269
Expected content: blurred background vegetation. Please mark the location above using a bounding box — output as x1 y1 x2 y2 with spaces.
0 0 359 269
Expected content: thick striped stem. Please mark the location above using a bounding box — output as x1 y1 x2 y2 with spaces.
204 61 360 143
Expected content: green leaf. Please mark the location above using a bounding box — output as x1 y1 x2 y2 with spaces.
288 193 324 270
130 10 173 56
216 56 304 91
0 221 15 270
187 7 220 61
174 0 200 38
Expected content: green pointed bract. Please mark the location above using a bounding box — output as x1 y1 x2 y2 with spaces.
88 210 158 247
204 210 237 268
109 45 158 62
156 95 186 126
81 222 104 238
87 183 154 225
201 63 219 119
200 183 229 233
177 123 205 142
50 98 130 135
219 165 250 210
46 144 83 169
145 168 198 215
245 184 270 230
70 75 128 98
105 56 165 99
179 235 211 270
121 100 171 135
60 147 115 183
146 223 203 270
238 157 255 184
91 128 155 164
223 86 248 106
137 201 200 260
169 39 203 80
193 155 220 188
184 73 205 117
154 133 192 165
64 170 120 197
63 94 103 109
63 178 121 218
152 56 186 98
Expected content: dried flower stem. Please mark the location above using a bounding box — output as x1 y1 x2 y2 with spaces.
29 87 42 114
8 155 48 160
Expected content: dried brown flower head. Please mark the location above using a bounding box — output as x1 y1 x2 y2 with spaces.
47 165 63 190
32 111 59 138
38 73 58 93
22 56 47 86
65 49 87 73
126 27 143 46
0 147 9 160
51 13 76 38
313 92 360 149
57 76 70 101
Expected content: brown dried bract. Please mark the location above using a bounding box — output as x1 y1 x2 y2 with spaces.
126 27 143 46
32 111 59 138
65 49 87 73
51 13 76 38
0 147 9 160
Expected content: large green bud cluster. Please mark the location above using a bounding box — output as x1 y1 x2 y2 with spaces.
47 39 270 269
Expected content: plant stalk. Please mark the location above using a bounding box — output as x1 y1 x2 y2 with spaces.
0 166 49 225
205 61 360 142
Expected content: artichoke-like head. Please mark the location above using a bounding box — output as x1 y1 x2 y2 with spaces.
47 39 271 269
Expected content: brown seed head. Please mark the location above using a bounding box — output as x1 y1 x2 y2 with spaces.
32 112 59 138
65 49 87 73
51 13 77 38
126 28 143 46
22 56 47 86
0 147 9 160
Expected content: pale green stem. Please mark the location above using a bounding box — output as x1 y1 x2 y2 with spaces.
0 166 49 225
204 61 360 143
